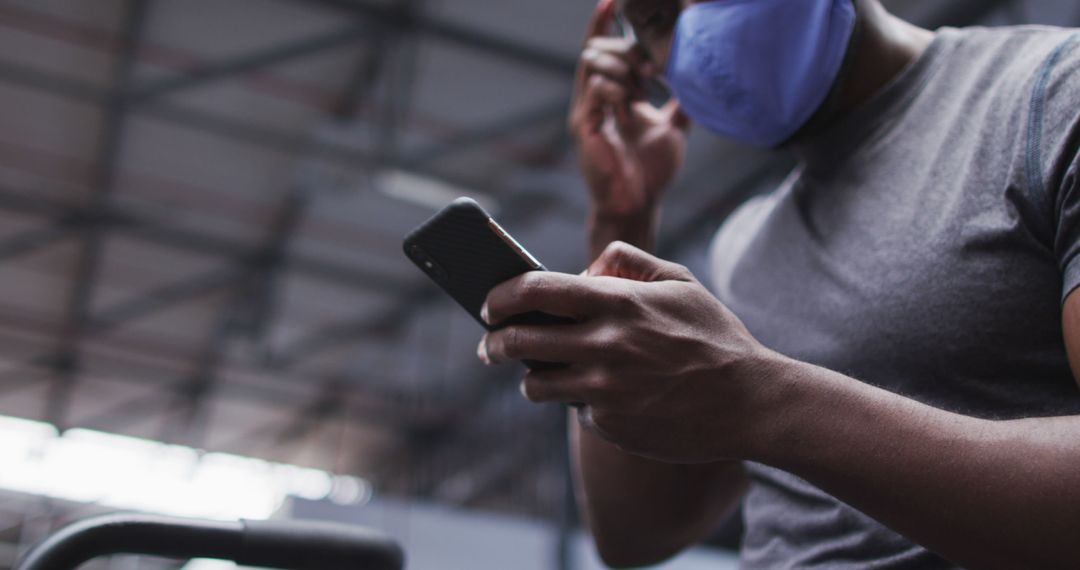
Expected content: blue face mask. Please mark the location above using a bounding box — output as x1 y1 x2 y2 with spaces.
665 0 856 148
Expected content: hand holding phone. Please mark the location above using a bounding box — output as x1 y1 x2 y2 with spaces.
403 198 574 371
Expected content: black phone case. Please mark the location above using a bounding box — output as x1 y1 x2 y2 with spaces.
403 197 573 370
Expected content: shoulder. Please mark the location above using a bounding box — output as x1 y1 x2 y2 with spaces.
1008 26 1080 206
945 25 1080 111
941 24 1078 63
934 26 1080 94
931 26 1080 205
1029 27 1080 143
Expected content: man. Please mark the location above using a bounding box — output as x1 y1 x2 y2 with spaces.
477 0 1080 567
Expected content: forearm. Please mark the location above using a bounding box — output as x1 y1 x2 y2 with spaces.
588 207 659 260
570 415 746 566
756 356 1080 569
581 204 744 565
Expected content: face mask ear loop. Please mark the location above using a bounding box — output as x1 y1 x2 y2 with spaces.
784 0 864 147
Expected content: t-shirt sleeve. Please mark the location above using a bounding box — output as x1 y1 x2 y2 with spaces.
1056 157 1080 303
1037 34 1080 303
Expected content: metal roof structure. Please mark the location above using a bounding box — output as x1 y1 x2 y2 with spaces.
0 0 1071 567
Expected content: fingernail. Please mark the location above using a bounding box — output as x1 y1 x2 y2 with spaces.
480 302 490 324
477 338 491 365
519 381 529 400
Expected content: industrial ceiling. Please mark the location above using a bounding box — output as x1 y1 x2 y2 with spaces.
0 0 1074 567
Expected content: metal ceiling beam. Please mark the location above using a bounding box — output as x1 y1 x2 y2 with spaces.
164 188 311 448
0 59 504 199
334 35 388 120
370 0 425 167
0 320 457 432
91 266 240 332
164 298 236 447
267 286 428 369
303 0 577 77
30 360 429 433
232 188 310 343
126 23 372 104
45 0 149 431
72 388 176 434
398 98 569 169
0 188 409 293
0 227 71 262
272 378 346 447
272 4 427 459
0 355 59 398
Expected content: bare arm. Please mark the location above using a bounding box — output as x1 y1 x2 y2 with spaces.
572 211 747 568
482 242 1080 569
571 412 747 567
741 294 1080 569
556 0 747 564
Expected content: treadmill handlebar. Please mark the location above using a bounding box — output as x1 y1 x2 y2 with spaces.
16 513 405 570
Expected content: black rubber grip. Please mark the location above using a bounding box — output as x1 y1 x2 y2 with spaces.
16 513 404 570
237 519 404 570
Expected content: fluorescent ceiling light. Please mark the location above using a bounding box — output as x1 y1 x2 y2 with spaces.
377 169 498 214
0 415 370 521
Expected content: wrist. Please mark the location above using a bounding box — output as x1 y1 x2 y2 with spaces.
589 203 659 227
739 350 816 463
588 206 660 259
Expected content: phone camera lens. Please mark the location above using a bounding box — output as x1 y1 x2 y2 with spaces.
409 245 448 284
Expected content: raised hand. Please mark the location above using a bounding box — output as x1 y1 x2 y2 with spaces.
569 0 690 219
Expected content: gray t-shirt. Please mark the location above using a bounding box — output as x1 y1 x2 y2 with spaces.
709 26 1080 568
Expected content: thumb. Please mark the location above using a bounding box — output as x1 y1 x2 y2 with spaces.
586 241 693 283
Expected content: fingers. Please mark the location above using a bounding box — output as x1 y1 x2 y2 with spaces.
520 366 601 405
585 0 617 42
587 241 694 283
583 38 649 78
572 2 653 135
480 324 594 366
483 271 609 326
574 0 618 96
573 43 648 133
582 74 632 129
582 43 632 83
520 367 640 411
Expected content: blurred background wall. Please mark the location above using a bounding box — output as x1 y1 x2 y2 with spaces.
0 0 1076 568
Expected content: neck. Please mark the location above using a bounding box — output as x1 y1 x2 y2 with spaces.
792 0 935 143
837 0 936 111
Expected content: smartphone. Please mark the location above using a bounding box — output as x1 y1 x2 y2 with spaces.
613 12 672 107
403 197 574 370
